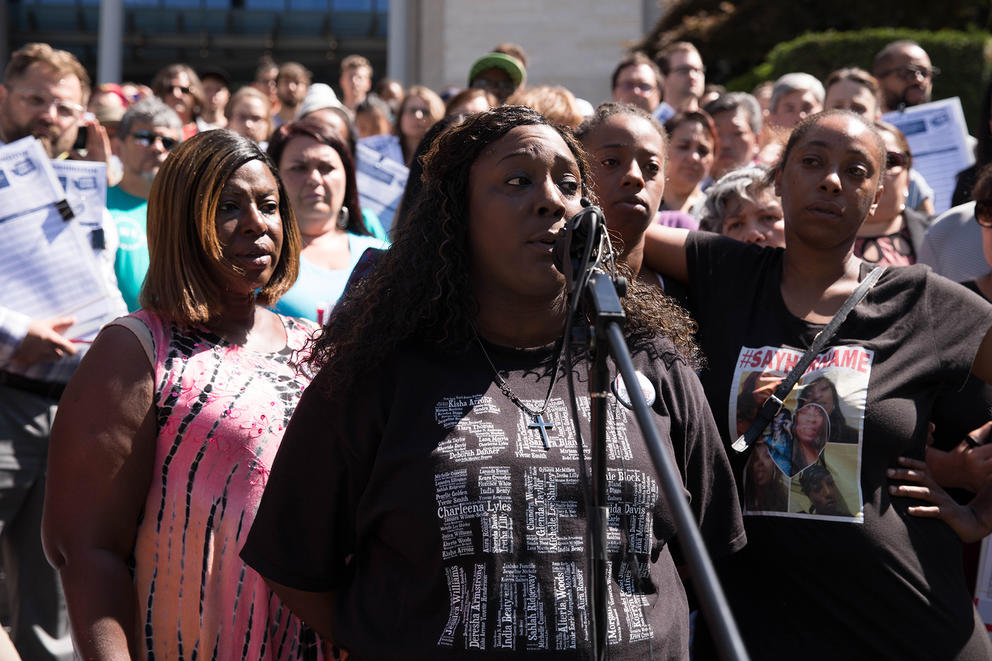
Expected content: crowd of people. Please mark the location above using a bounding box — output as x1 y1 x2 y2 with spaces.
1 31 992 661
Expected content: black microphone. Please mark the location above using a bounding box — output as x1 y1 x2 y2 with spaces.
552 199 605 283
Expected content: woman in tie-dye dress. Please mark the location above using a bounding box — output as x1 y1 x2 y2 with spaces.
42 130 325 660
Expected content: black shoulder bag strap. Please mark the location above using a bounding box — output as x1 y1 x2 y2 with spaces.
731 266 886 453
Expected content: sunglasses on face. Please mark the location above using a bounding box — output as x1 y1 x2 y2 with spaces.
167 85 192 95
878 65 939 81
885 151 909 171
471 78 514 94
131 130 179 151
976 199 992 228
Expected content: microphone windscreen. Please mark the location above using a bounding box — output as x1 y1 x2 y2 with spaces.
552 227 571 274
553 205 604 275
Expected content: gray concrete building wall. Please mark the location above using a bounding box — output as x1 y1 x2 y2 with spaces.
392 0 651 107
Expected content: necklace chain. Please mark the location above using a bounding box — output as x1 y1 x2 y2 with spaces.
473 331 564 418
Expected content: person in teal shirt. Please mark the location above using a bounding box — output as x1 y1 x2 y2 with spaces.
273 232 388 323
108 98 182 311
267 119 389 323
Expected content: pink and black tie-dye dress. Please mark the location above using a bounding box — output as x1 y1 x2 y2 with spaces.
126 309 324 660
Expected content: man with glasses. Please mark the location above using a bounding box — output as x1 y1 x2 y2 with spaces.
0 42 126 661
656 42 706 121
610 53 663 115
0 43 110 164
151 63 203 140
107 97 182 312
873 40 938 113
467 52 526 105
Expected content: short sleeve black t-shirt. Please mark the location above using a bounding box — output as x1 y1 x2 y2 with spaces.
685 231 992 660
241 334 745 660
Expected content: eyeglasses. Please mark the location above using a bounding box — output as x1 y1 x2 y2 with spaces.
471 78 514 94
878 65 939 81
976 199 992 228
131 130 179 151
11 88 84 119
671 65 705 76
166 85 192 96
617 81 657 94
885 151 909 171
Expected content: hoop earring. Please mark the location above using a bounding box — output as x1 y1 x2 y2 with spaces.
337 206 350 230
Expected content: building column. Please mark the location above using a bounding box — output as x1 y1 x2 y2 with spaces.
643 0 663 32
97 0 124 84
0 0 10 76
387 0 422 85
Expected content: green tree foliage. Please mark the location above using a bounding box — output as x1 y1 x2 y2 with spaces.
637 0 990 85
636 4 992 131
736 29 990 129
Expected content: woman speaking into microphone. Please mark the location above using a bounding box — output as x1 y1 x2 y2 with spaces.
241 105 745 660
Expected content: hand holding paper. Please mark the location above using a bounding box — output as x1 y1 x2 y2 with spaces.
11 316 78 366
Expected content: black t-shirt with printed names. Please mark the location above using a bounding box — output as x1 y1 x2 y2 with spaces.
241 333 745 660
685 231 992 661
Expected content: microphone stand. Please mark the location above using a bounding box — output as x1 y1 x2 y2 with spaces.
580 268 749 661
585 270 622 660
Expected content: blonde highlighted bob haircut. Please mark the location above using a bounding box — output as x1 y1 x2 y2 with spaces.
140 129 301 324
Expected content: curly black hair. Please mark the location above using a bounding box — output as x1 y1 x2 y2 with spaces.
575 102 699 363
306 105 699 394
574 101 666 148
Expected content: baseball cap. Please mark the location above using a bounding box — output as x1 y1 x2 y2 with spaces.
296 83 354 123
468 52 526 89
